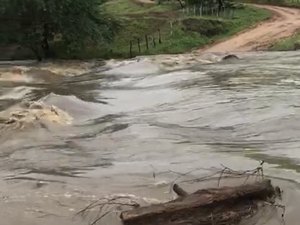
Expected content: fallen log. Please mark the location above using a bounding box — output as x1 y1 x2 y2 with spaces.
121 180 275 225
173 183 188 197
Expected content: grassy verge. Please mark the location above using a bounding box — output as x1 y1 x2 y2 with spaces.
236 0 300 8
92 2 271 58
3 0 272 60
103 0 178 15
59 0 270 59
270 32 300 51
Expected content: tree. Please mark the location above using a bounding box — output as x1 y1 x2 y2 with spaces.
0 0 119 60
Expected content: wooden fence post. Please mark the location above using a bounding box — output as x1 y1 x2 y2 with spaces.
137 38 141 53
152 37 156 48
231 8 235 19
129 40 133 58
158 29 162 44
200 4 203 16
221 6 225 18
145 35 149 50
224 7 228 18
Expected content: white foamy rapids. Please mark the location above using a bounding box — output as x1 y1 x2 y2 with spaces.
0 66 33 82
104 58 161 75
149 53 217 69
0 86 38 100
0 102 73 130
41 93 106 120
103 54 224 76
281 78 300 86
36 61 100 76
0 66 58 83
103 193 164 206
0 61 101 83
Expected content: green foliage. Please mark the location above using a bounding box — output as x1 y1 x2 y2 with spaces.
220 6 271 35
270 33 300 51
142 28 209 55
182 18 227 36
0 0 272 59
0 0 118 60
103 0 179 15
101 4 271 58
104 0 147 15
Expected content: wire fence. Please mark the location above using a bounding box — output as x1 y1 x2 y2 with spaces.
127 3 237 58
129 29 164 58
182 5 236 18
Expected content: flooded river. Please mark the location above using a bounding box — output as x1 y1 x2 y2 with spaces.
1 51 300 225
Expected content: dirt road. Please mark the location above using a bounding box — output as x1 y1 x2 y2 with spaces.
201 5 300 53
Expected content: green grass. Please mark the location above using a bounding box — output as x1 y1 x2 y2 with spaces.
1 0 272 60
93 3 271 59
103 0 178 15
285 0 300 7
236 0 300 8
270 32 300 51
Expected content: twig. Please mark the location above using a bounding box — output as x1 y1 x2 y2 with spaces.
80 163 273 225
77 195 141 225
90 211 110 225
218 168 226 187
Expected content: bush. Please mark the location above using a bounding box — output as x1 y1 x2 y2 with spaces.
182 18 227 37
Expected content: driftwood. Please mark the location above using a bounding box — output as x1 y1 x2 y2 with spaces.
173 183 189 197
121 180 275 225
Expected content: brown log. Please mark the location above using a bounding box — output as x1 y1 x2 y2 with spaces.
121 180 275 225
173 184 188 197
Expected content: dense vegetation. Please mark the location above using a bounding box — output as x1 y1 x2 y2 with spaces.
100 0 270 58
0 0 271 60
271 33 300 51
0 0 118 60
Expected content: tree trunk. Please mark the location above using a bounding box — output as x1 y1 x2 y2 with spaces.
121 180 275 225
218 0 224 13
29 45 42 62
41 23 50 58
177 0 184 8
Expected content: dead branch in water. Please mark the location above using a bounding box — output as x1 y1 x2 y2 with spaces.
77 195 140 225
121 180 276 225
156 161 266 188
78 164 284 225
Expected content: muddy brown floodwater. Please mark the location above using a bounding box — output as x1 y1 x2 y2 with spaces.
1 52 300 225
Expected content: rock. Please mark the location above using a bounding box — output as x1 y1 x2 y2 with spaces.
222 54 239 61
294 42 300 50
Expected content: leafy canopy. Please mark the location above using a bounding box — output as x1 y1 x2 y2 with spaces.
0 0 118 59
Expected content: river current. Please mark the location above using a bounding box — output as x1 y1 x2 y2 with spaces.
1 51 300 225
